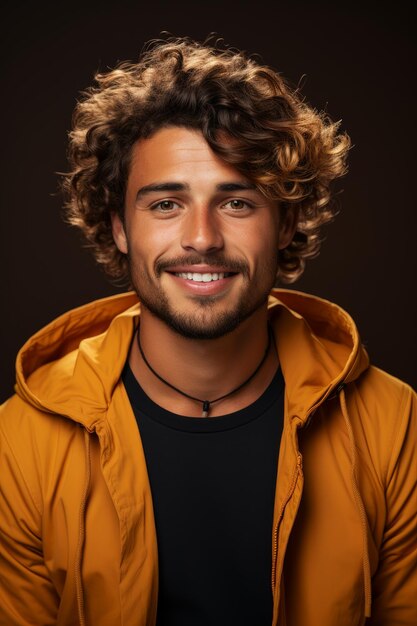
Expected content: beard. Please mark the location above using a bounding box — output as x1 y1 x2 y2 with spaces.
128 252 278 340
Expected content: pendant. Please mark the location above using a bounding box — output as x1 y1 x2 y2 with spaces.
202 400 210 418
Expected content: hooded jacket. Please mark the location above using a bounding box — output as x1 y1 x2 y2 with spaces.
0 288 416 626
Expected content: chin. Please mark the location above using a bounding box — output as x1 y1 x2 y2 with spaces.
166 317 242 340
151 296 269 339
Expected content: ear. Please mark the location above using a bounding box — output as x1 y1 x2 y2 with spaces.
111 212 128 254
278 206 299 250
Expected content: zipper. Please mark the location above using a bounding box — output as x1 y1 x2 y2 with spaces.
271 451 303 590
75 429 92 626
271 378 347 592
271 371 371 618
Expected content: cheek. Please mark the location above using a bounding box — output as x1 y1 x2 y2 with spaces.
232 220 279 264
129 221 178 267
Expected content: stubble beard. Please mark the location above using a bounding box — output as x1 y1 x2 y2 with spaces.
128 253 279 340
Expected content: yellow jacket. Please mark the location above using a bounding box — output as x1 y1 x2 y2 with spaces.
0 289 416 626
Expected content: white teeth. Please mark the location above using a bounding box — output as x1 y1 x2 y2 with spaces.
175 272 227 281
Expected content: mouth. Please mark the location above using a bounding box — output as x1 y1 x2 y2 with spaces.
164 267 239 295
172 271 236 282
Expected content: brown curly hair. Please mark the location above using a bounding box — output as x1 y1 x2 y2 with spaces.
63 36 351 284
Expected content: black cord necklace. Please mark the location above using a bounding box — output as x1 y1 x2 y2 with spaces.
137 325 273 417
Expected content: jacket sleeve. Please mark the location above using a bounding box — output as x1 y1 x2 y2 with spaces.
368 383 417 626
0 401 59 626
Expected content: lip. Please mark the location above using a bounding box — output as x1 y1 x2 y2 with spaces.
166 271 238 295
165 265 235 274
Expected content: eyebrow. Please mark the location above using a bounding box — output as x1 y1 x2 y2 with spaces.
135 181 257 202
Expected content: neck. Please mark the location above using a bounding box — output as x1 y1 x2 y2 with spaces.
128 305 278 417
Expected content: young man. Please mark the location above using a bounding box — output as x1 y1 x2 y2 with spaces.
0 37 416 626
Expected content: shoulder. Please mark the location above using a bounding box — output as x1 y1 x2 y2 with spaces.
344 365 416 483
0 393 86 512
0 391 81 444
354 364 414 400
348 364 415 426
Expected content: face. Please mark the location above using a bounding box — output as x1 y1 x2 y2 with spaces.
112 126 296 339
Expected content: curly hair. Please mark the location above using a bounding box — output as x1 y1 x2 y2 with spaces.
63 36 351 284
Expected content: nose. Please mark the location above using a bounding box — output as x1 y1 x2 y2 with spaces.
180 206 224 254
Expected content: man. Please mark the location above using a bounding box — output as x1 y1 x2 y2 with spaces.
0 36 416 626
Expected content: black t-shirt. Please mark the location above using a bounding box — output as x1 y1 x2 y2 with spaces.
122 363 285 626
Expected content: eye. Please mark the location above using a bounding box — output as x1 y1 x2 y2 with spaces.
223 199 252 211
151 200 180 212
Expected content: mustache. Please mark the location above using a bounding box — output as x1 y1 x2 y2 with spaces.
155 254 250 277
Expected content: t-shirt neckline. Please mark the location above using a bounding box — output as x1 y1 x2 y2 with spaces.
122 362 285 433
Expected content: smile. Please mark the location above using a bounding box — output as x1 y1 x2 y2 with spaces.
174 272 233 282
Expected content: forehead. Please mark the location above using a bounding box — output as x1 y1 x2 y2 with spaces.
128 126 248 185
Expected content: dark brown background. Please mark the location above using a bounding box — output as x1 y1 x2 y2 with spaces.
1 1 416 401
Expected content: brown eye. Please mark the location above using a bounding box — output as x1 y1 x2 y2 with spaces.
152 200 179 211
224 199 251 211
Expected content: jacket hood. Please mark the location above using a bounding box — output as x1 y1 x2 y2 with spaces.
268 289 369 421
14 288 369 428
